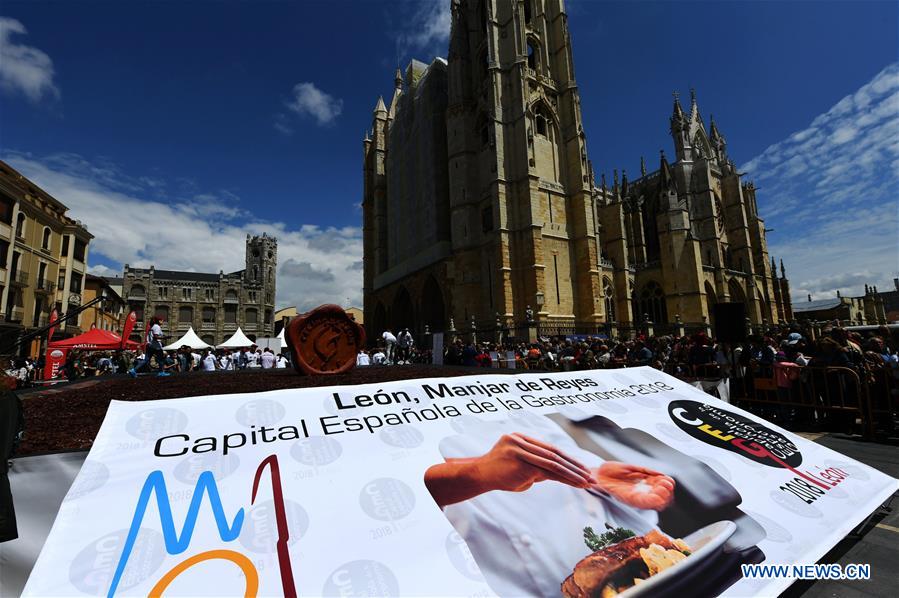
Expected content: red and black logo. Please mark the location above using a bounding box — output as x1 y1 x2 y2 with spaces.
668 400 802 468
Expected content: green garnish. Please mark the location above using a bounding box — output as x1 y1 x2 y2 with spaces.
583 524 635 551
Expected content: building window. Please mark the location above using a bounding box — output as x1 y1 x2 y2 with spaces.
15 213 25 238
130 284 146 298
0 239 8 269
202 306 216 323
253 265 258 281
481 205 493 232
73 239 86 262
61 236 69 257
224 304 237 323
154 305 169 321
41 227 51 250
245 308 258 325
57 273 65 291
535 104 550 137
225 289 238 302
637 281 668 324
264 309 272 326
70 273 83 293
249 290 257 302
159 286 168 299
182 287 192 300
604 279 616 323
527 42 537 70
178 306 193 323
523 0 532 24
0 194 13 225
205 288 215 301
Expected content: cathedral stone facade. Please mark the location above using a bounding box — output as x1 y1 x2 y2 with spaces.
121 234 277 345
363 0 791 339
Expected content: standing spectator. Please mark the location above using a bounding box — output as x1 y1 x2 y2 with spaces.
382 329 397 364
202 350 218 372
129 317 167 377
219 350 234 371
260 348 276 369
237 348 249 369
356 350 371 367
397 328 413 364
275 353 289 368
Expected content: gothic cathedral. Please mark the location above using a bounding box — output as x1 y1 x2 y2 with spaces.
362 0 791 339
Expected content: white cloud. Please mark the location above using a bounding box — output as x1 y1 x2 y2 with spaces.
740 62 899 303
0 16 58 102
2 152 363 311
394 0 451 59
286 82 343 126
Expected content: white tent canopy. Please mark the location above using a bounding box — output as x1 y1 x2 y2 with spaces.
217 327 255 349
277 327 287 348
163 326 212 350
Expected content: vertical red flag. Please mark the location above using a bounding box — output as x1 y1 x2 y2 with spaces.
48 308 59 343
121 311 137 348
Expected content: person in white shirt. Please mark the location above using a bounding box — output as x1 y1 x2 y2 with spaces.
129 317 168 377
425 413 675 597
382 329 397 364
246 350 259 368
219 351 233 371
356 350 371 366
260 349 276 369
275 353 289 368
371 349 387 365
397 328 413 364
191 352 201 370
202 351 218 372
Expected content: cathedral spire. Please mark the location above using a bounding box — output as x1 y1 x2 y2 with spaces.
612 169 619 199
394 67 403 89
640 156 646 176
373 95 387 115
658 149 675 195
672 91 685 120
689 87 699 120
621 169 629 196
780 259 786 278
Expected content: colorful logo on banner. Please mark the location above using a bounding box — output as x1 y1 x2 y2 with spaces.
108 455 296 598
668 399 851 504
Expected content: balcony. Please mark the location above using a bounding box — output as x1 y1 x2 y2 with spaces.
10 270 29 287
201 322 216 330
8 308 24 323
223 322 237 331
243 323 258 331
35 278 56 295
127 293 147 301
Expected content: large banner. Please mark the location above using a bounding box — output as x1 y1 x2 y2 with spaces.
24 368 897 597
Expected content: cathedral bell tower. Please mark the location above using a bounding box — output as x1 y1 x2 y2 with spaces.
446 0 601 326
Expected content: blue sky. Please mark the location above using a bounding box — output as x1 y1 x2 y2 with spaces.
1 0 897 310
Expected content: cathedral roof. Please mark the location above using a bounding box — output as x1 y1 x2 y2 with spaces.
793 298 844 313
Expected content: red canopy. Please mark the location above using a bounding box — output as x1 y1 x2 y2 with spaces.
48 328 138 351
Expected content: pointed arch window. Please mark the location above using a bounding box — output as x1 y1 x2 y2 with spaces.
526 41 537 70
523 0 532 25
535 104 551 137
638 281 668 324
603 278 616 323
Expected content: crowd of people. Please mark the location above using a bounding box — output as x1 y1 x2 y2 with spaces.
363 322 899 381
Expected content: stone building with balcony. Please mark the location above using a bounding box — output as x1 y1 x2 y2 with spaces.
78 274 127 333
120 234 277 346
0 160 93 357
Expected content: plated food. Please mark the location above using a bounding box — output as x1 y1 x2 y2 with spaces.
562 527 692 597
